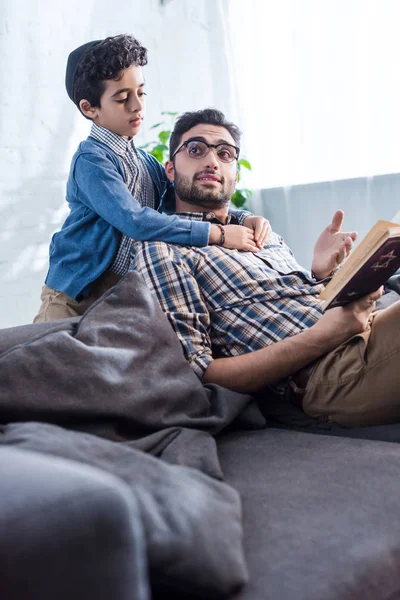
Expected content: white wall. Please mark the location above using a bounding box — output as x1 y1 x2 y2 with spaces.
228 0 400 190
0 0 235 327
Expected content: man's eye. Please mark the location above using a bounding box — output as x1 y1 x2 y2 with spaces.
217 146 235 160
116 98 128 104
138 91 147 98
218 150 233 160
188 145 201 154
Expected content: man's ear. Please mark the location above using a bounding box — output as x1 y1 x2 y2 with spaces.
165 160 175 182
79 99 99 120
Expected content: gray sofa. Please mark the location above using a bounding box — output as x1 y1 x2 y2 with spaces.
219 428 400 600
2 272 400 599
0 446 149 600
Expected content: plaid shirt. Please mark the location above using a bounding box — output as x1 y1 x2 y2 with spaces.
133 212 324 389
90 123 155 275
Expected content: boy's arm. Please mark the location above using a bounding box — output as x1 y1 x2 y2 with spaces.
73 152 210 247
229 206 272 247
228 207 253 225
241 214 271 248
73 153 259 251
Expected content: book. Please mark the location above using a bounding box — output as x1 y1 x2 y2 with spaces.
318 220 400 309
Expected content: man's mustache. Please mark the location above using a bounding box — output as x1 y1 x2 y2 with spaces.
194 170 224 184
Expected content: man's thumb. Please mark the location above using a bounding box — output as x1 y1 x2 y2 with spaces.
331 209 344 232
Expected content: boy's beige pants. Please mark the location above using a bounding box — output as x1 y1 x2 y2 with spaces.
33 271 121 323
303 300 400 427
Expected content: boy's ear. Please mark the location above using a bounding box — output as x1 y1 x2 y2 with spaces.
79 99 99 119
164 160 175 182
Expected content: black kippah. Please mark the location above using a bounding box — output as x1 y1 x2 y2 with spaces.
65 40 102 105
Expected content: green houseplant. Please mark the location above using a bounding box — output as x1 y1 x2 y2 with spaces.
140 113 253 209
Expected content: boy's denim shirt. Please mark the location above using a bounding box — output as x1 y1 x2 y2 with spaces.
45 136 213 300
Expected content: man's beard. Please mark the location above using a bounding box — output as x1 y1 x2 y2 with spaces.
173 170 235 210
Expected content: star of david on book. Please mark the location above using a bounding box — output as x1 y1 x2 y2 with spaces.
371 250 397 271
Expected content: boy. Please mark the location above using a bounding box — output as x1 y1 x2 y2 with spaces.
34 34 269 322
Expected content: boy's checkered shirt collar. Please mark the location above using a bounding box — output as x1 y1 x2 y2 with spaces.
89 122 136 156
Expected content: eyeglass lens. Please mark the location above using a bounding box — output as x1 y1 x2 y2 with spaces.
185 141 237 162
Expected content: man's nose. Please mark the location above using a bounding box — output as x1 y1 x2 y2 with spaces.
203 148 220 169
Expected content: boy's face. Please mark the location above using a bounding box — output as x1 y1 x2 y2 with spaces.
80 65 145 138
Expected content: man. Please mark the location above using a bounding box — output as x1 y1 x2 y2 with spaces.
133 108 400 428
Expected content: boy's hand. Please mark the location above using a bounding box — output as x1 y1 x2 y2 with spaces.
242 216 271 248
210 224 259 252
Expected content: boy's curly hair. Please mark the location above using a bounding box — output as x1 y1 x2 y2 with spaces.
73 34 148 112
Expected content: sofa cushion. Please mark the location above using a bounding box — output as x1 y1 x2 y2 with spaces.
0 271 252 437
0 445 148 600
218 428 400 600
2 421 248 599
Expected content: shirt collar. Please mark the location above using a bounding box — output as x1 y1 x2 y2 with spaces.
175 211 235 225
89 122 136 157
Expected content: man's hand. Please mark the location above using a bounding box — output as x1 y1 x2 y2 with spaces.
311 210 357 280
243 216 271 248
209 224 259 252
313 288 383 350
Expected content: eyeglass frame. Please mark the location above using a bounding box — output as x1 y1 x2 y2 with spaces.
171 137 240 163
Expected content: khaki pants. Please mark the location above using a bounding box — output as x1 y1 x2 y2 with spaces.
33 271 121 323
303 300 400 427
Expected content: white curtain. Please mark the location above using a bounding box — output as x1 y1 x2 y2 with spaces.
227 0 400 189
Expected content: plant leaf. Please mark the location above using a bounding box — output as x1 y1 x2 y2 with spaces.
149 148 164 163
241 188 253 199
158 130 170 144
150 122 164 130
151 144 169 153
238 158 251 170
161 111 179 116
230 190 248 208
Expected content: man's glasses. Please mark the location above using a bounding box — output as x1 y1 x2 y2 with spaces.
172 138 240 163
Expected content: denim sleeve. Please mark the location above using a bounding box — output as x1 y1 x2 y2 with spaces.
228 207 253 225
72 152 210 247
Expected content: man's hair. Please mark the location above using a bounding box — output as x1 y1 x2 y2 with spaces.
169 108 241 158
73 34 148 111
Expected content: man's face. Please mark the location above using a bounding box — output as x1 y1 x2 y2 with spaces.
166 124 238 210
80 65 145 138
